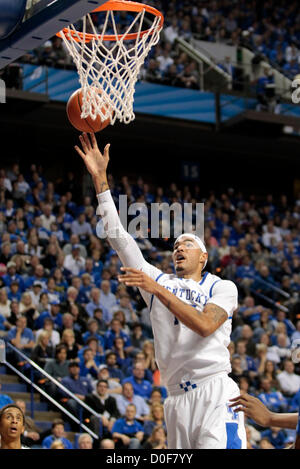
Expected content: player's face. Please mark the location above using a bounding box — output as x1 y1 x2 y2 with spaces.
173 237 205 275
0 408 25 442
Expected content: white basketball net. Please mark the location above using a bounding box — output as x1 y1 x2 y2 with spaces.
59 8 162 125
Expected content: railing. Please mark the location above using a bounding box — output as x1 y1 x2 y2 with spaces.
252 275 291 299
249 288 289 313
248 274 291 313
175 36 232 92
0 340 102 442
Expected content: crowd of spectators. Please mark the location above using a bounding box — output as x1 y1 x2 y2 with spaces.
0 159 300 449
12 0 300 95
148 0 300 81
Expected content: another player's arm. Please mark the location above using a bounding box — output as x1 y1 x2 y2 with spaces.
118 268 227 337
229 393 298 429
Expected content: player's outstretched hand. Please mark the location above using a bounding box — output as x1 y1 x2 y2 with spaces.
229 393 272 427
74 132 110 176
118 267 158 294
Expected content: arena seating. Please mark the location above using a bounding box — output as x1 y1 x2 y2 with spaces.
0 158 299 449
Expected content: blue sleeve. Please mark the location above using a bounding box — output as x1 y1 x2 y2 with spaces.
112 419 123 434
82 332 88 343
42 436 53 449
124 334 132 348
63 438 73 449
59 377 70 397
87 378 93 394
99 335 105 349
297 413 300 437
290 391 300 412
145 382 153 398
137 421 144 432
248 358 258 372
5 329 14 342
27 329 35 341
104 332 112 350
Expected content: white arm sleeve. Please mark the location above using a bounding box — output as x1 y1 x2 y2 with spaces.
206 280 238 317
96 190 162 307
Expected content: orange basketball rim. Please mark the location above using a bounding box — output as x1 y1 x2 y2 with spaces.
57 0 164 43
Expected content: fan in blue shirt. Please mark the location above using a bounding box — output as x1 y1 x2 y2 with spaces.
3 263 25 292
6 317 35 356
60 362 93 397
59 361 93 419
258 377 288 413
260 428 288 449
122 363 153 400
105 352 125 382
34 300 63 330
112 403 144 449
42 419 73 449
289 388 300 413
104 318 132 351
82 318 105 350
7 282 22 302
0 383 14 409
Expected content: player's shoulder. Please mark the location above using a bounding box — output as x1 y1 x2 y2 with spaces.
155 271 176 282
204 272 238 295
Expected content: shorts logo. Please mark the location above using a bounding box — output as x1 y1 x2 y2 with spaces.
226 403 239 421
179 381 197 392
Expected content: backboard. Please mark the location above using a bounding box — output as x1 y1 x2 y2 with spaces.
0 0 108 70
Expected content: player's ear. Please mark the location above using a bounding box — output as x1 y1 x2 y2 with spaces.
200 252 208 265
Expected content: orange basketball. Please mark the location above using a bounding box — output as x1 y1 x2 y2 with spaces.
66 88 111 133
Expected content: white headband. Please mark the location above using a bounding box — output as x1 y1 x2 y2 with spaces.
174 233 208 268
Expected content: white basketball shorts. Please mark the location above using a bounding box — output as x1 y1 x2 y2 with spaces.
164 372 247 449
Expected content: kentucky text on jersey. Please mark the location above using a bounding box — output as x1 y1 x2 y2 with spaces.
163 284 208 307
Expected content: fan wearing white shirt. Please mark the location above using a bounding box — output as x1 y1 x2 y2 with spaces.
100 279 117 311
277 359 300 397
40 204 56 231
35 317 61 348
74 132 246 450
63 245 86 276
115 382 150 421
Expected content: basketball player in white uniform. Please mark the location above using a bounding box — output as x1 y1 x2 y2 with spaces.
75 133 247 449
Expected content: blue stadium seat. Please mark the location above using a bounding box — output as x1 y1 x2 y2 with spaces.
25 402 49 412
1 382 27 392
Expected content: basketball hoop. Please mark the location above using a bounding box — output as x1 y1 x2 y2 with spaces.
57 0 164 125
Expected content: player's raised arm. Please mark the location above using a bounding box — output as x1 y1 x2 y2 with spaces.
118 267 229 337
75 132 110 194
75 133 161 292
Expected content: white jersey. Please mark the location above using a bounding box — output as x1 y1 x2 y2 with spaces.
141 269 237 389
96 190 238 390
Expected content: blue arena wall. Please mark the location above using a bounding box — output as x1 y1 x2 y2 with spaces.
21 64 300 124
